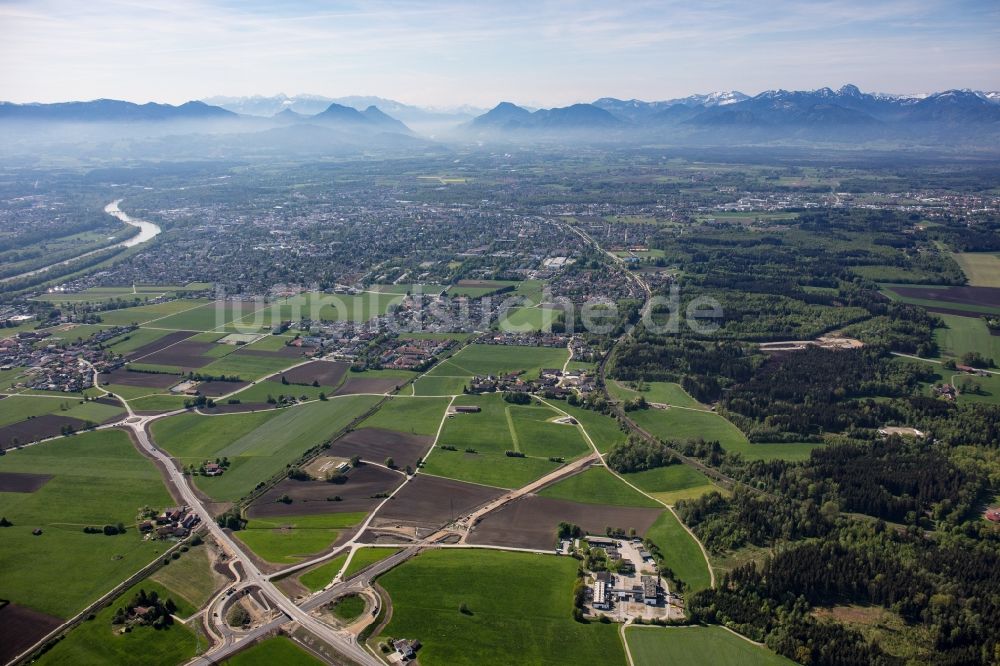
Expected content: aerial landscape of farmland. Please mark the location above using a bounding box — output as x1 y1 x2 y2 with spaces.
2 1 1000 665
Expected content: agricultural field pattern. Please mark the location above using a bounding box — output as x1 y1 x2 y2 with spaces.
1 134 1000 666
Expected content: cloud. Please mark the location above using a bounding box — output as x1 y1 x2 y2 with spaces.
0 0 996 106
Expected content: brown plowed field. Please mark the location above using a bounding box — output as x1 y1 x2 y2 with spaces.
0 471 53 492
0 415 88 450
124 330 198 360
247 465 403 518
99 369 179 388
136 341 216 368
467 495 663 550
891 285 1000 309
328 428 432 470
275 361 349 387
373 474 504 529
0 602 63 664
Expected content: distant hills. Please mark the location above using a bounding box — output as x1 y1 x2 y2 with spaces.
0 97 425 159
1 85 999 152
0 97 414 133
0 99 236 122
202 93 481 130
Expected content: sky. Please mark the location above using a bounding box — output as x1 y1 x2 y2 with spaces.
0 0 998 108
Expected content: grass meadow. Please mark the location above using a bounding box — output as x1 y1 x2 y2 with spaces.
0 430 174 618
426 344 568 380
626 626 794 666
645 510 712 594
152 395 381 501
37 580 200 666
377 549 624 666
234 512 365 564
538 466 660 508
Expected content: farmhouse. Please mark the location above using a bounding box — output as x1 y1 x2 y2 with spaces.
587 536 617 548
393 638 421 661
453 405 481 414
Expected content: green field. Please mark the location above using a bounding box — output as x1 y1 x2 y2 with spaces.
954 252 1000 287
422 450 560 489
630 406 746 449
423 394 573 488
153 396 382 501
37 580 200 666
510 406 590 460
0 430 174 618
151 300 263 331
498 307 558 332
61 400 126 423
150 542 225 614
627 626 792 666
360 396 449 436
235 291 404 324
427 344 568 380
609 380 707 409
96 299 214 327
199 349 306 381
954 371 1000 405
0 395 88 427
298 553 349 592
40 324 112 344
623 465 720 505
152 410 278 460
645 510 712 594
410 375 469 396
232 380 328 404
247 333 297 351
377 549 624 666
438 394 516 453
128 394 191 412
538 466 659 508
935 313 1000 366
235 513 365 564
223 636 322 666
630 407 818 461
32 285 182 304
556 402 627 453
445 280 520 298
344 547 401 578
314 292 404 322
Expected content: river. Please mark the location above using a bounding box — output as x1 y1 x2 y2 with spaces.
103 199 162 247
1 199 162 283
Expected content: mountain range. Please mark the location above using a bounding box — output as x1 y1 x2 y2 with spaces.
471 85 1000 134
1 85 999 151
